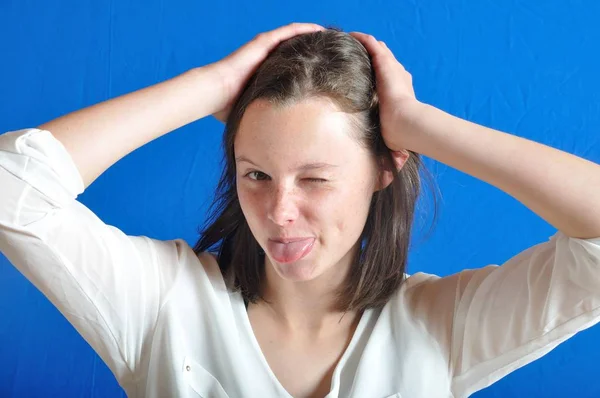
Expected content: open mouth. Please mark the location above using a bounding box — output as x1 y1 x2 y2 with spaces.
266 238 316 263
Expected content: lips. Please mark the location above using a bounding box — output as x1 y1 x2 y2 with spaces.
266 237 315 263
270 237 312 244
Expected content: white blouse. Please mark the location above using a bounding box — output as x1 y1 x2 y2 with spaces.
1 128 600 398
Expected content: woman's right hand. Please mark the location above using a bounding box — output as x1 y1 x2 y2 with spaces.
207 22 325 123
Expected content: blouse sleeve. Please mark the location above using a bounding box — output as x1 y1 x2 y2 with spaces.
405 230 600 397
0 128 183 386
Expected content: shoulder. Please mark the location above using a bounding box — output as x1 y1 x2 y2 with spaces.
153 238 229 294
400 271 442 293
386 271 446 318
194 249 231 293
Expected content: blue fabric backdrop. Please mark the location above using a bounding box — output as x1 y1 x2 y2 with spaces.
1 0 599 396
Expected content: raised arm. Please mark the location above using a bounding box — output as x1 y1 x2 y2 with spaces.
39 67 222 189
39 22 326 189
0 23 325 386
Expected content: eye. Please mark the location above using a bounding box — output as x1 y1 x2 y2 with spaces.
245 171 270 181
244 171 328 184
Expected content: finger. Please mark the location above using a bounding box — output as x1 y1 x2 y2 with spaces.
350 32 393 55
258 22 325 50
351 32 405 69
349 32 385 56
378 40 401 63
232 23 324 67
378 40 394 57
351 32 398 65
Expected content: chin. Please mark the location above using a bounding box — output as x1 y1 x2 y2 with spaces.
272 258 322 282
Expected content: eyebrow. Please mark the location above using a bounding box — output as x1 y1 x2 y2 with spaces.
235 156 339 171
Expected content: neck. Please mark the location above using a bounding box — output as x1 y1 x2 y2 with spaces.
256 245 361 336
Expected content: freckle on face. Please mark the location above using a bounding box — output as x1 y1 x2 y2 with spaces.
234 97 379 281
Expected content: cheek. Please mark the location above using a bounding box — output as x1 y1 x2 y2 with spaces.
333 200 368 233
237 186 265 223
332 183 373 236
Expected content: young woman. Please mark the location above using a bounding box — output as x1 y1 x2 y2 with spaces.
1 22 600 398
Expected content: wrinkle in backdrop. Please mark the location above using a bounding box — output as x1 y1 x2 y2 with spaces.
1 1 599 397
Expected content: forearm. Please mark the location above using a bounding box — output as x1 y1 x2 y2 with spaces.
39 65 222 188
402 102 600 239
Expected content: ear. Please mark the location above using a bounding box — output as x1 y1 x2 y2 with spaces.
376 149 410 191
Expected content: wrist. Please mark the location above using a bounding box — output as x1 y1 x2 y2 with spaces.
391 99 431 150
184 65 229 119
394 98 427 122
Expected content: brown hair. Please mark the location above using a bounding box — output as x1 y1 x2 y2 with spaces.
193 26 439 312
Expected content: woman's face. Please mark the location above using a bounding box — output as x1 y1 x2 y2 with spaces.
234 97 382 283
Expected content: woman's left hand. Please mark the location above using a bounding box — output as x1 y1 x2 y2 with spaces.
349 32 423 164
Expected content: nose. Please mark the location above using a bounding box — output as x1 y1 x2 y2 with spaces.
267 184 299 226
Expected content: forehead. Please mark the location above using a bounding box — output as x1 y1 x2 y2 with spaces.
235 97 366 167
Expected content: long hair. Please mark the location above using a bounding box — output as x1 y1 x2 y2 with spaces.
193 27 439 312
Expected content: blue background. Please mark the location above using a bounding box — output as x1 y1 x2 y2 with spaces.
1 0 600 396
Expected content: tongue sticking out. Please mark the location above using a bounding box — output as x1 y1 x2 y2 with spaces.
267 238 315 263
